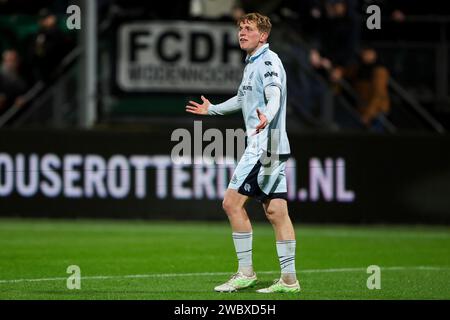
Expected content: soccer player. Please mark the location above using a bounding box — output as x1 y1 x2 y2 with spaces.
185 13 300 293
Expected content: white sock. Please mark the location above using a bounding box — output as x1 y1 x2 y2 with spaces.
276 240 297 279
232 232 253 275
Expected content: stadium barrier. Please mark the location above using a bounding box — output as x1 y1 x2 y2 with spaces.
0 126 449 224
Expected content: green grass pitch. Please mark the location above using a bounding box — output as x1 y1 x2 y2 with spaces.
0 218 449 300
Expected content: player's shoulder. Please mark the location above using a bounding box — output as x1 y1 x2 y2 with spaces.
261 49 282 67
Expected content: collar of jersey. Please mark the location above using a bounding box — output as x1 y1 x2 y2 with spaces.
245 43 269 64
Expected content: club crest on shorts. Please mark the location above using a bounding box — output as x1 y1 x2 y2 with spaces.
244 183 251 192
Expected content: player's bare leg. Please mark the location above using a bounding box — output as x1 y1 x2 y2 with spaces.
222 189 251 232
263 198 295 241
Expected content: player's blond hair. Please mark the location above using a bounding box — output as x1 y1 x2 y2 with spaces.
237 12 272 36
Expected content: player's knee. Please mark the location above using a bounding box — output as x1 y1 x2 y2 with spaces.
265 202 286 223
265 207 277 223
222 198 237 215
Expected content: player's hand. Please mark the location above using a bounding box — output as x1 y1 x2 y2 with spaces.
253 108 268 135
185 95 210 115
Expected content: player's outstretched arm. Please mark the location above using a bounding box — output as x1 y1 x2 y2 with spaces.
186 95 241 116
186 95 210 115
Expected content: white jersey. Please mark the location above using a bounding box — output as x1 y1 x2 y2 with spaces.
208 43 291 155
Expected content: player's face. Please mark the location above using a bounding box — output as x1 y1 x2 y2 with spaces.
238 20 266 55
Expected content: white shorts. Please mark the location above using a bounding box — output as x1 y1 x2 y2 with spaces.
228 147 289 202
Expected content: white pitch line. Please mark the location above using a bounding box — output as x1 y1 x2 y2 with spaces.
0 266 448 284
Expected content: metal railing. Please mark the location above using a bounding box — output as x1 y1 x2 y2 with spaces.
389 78 446 133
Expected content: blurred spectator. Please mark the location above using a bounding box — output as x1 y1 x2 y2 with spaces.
231 3 246 22
0 24 19 55
238 0 283 17
0 49 27 114
0 0 54 14
318 0 360 68
333 45 390 128
276 0 324 46
27 9 72 82
107 0 190 19
360 0 449 42
309 48 333 79
189 0 239 21
383 0 449 17
285 45 334 128
297 48 334 126
0 0 71 15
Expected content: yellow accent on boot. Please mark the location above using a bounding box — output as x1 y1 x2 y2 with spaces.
256 278 300 293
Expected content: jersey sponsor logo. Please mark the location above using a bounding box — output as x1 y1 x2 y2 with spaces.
264 71 278 78
264 61 272 66
242 85 253 91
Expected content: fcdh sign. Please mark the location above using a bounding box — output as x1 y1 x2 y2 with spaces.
116 21 245 93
